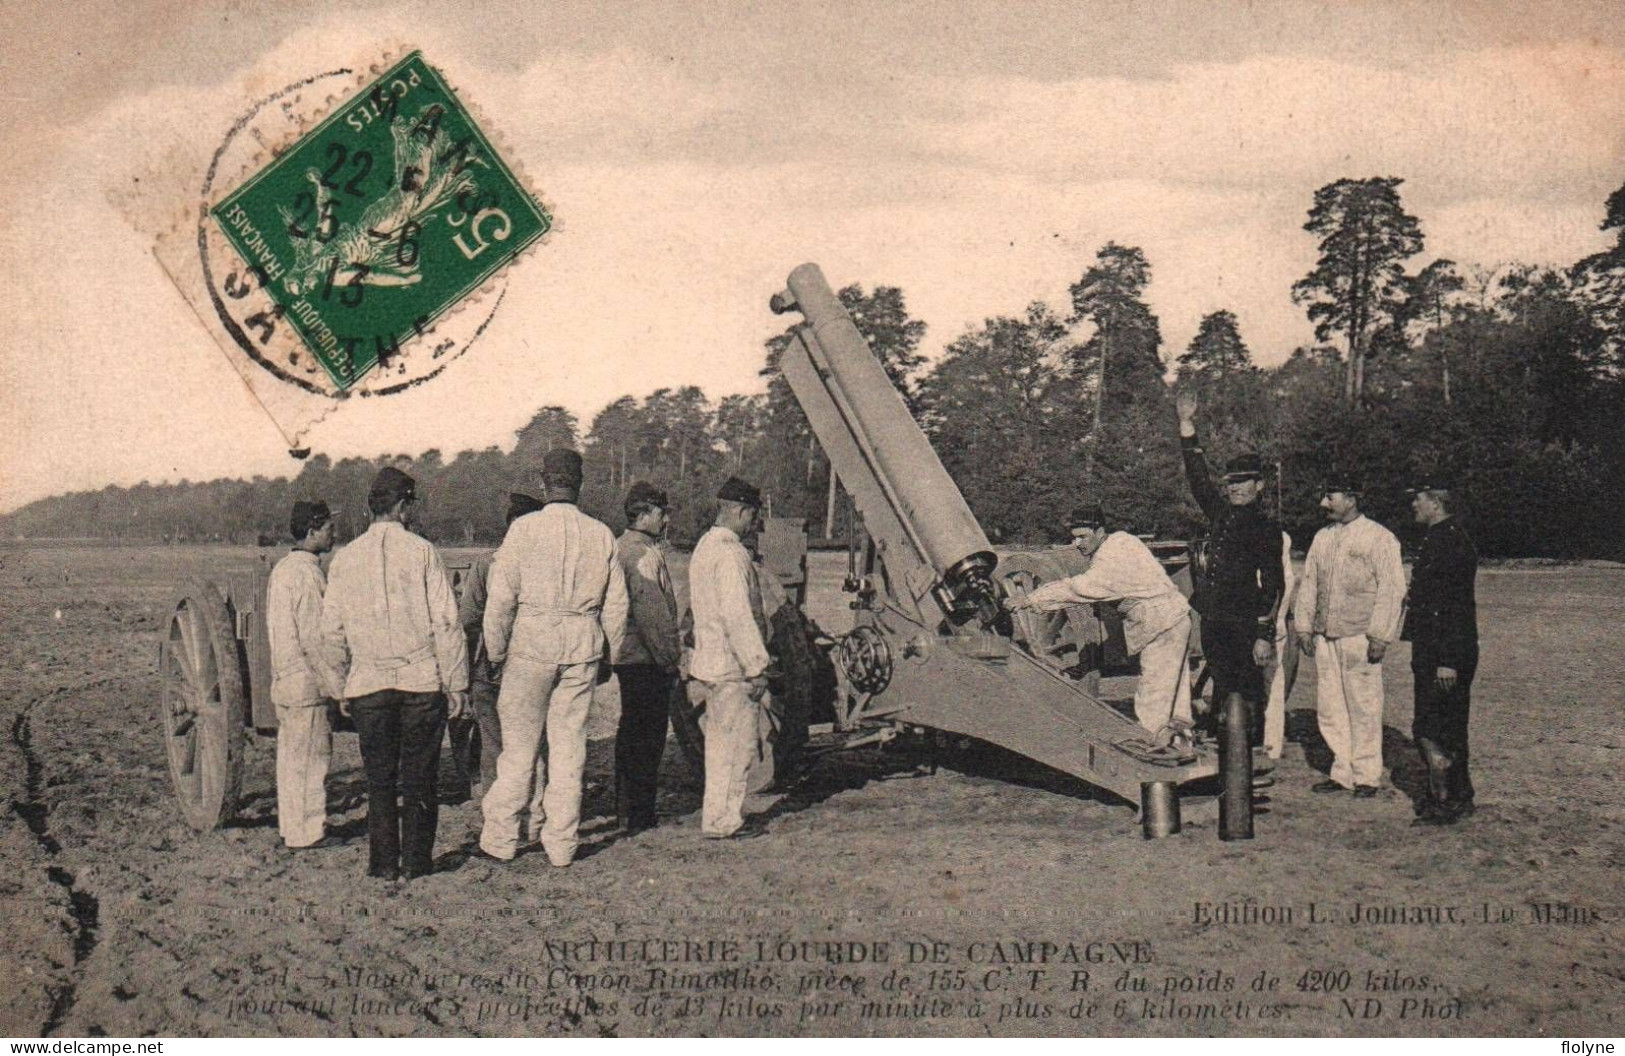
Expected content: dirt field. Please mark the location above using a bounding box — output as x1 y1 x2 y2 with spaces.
2 544 1621 1038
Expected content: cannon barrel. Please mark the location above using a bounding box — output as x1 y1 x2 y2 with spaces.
774 263 998 622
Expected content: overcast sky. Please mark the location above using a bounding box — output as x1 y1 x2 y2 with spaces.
2 0 1622 512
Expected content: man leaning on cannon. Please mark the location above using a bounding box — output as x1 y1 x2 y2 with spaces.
1010 505 1194 745
320 468 470 880
1402 476 1480 827
1174 389 1285 746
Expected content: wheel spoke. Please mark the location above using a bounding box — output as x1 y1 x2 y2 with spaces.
176 603 202 682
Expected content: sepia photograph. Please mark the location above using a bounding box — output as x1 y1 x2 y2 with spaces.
1 0 1621 1040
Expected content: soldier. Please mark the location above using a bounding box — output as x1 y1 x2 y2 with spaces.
1402 478 1480 826
478 450 628 867
1175 390 1285 745
689 477 773 840
267 500 341 851
1011 505 1194 744
456 491 546 794
612 481 682 835
1291 479 1405 799
321 468 470 880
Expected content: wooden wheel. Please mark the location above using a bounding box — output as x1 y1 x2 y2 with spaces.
159 580 247 830
996 549 1105 694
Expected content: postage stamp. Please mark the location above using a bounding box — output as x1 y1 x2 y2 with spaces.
208 51 550 391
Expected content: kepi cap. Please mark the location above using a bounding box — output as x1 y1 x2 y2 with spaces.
1065 503 1107 529
541 448 584 489
1223 453 1266 481
289 500 332 540
716 476 762 507
626 480 669 510
1406 475 1455 495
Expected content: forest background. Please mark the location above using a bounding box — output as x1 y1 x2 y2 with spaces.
7 175 1623 559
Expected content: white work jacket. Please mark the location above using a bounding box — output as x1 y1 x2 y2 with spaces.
1292 514 1405 643
1025 531 1189 655
267 550 338 706
320 521 469 698
688 525 771 683
483 502 629 667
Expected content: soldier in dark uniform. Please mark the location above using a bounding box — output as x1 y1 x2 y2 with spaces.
1175 390 1285 744
1401 478 1479 826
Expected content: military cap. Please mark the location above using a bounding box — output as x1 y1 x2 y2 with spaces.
368 466 417 511
1223 453 1267 481
1065 503 1107 529
289 500 332 540
1317 476 1362 497
716 476 762 508
506 491 545 525
541 448 584 489
626 480 669 510
1405 475 1455 495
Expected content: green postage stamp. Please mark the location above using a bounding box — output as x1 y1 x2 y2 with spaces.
210 51 550 390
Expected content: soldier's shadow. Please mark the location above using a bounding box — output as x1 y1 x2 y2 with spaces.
1288 707 1428 809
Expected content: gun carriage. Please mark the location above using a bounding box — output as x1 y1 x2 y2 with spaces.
665 264 1246 836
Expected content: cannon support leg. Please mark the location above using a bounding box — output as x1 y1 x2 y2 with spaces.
1219 692 1255 841
1141 781 1181 839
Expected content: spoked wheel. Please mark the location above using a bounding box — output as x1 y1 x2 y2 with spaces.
159 580 247 830
995 549 1105 694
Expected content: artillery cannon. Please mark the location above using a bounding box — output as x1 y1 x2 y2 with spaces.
670 264 1234 835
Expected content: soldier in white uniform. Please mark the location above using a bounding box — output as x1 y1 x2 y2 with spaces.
266 500 341 850
478 450 628 867
688 477 773 840
1012 505 1193 742
321 468 470 880
1292 479 1406 798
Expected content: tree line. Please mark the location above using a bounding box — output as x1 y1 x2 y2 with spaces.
6 176 1623 559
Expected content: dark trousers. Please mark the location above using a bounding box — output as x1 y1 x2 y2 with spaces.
350 689 446 875
447 714 478 796
1411 653 1477 812
614 665 672 829
471 675 503 791
1201 616 1266 743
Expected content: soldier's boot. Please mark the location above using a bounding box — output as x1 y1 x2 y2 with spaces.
1412 739 1457 827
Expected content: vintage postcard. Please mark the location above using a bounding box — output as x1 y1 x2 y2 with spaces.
2 0 1621 1042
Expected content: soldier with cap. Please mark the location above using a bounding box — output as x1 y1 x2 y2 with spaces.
689 477 773 839
1291 477 1405 799
267 499 342 850
1401 477 1480 826
457 491 547 794
478 449 628 867
1011 505 1194 743
612 481 682 835
321 468 469 880
1174 390 1286 744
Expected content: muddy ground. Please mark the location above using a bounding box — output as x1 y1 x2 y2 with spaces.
1 544 1621 1038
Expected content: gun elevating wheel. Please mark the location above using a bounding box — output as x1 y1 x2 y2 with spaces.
837 625 893 695
159 580 246 830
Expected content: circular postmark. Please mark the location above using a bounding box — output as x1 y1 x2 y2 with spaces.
197 68 508 399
